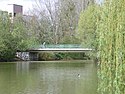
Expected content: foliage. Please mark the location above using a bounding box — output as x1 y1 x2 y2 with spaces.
77 0 125 93
33 0 93 44
38 52 89 61
55 52 89 60
0 13 16 61
96 0 125 94
38 52 55 61
12 15 37 51
77 4 98 48
0 14 36 61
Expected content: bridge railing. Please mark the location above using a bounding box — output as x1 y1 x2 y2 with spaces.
40 44 82 48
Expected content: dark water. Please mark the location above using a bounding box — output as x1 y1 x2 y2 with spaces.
0 61 97 94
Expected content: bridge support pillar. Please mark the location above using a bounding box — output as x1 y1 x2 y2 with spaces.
29 52 39 61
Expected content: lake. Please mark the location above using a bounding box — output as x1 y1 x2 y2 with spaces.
0 61 97 94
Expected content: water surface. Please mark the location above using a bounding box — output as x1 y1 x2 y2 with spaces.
0 61 97 94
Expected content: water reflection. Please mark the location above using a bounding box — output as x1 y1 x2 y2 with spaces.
0 61 97 94
16 62 30 74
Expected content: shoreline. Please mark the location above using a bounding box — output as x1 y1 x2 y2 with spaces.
0 60 94 63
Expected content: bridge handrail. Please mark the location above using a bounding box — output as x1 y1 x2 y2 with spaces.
40 44 82 48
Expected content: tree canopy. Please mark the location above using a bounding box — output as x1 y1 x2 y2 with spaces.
77 4 98 48
0 14 37 61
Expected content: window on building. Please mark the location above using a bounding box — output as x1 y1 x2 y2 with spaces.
14 13 16 17
9 13 12 17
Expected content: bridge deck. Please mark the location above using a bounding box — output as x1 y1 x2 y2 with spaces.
28 48 93 52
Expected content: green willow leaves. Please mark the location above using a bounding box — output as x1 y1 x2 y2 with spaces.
97 0 125 93
77 0 125 93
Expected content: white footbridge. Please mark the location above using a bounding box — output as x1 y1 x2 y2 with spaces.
24 44 93 60
29 48 93 52
28 44 93 52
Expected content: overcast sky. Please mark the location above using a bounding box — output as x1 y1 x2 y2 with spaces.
0 0 36 14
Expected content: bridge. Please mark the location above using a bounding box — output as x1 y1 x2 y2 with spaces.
28 44 92 52
27 44 93 60
29 44 92 52
17 44 93 61
29 48 92 52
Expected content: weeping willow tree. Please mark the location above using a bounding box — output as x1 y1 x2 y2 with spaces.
97 0 125 93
